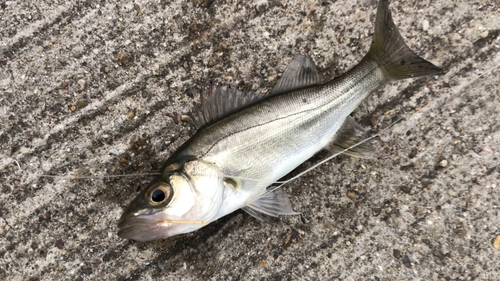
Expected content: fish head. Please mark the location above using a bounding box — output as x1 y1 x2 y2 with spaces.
118 159 224 241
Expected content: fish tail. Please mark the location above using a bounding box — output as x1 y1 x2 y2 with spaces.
364 0 442 79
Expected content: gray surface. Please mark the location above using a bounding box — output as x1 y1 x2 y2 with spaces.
1 0 499 280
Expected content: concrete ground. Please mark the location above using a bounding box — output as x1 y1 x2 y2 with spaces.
1 0 499 280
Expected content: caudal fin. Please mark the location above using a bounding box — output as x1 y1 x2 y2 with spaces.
365 0 442 79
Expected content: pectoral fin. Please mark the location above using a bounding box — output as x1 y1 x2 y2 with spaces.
327 117 376 159
242 188 298 223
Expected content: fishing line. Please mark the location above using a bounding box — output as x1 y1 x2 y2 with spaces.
37 173 161 180
27 116 400 184
261 117 403 197
158 220 206 225
454 60 500 95
13 160 22 171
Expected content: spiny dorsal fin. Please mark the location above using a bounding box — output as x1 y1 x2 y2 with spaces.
326 117 376 159
242 188 298 223
190 55 322 130
271 55 322 95
189 85 263 130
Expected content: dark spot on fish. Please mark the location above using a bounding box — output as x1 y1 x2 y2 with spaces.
400 59 405 65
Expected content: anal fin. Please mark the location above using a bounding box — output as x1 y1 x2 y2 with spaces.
242 188 298 223
327 117 376 159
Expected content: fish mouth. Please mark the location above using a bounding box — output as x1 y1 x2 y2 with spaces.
117 212 208 241
117 213 173 241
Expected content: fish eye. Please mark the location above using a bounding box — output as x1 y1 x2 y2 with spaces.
146 182 172 205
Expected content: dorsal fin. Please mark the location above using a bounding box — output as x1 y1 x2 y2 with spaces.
189 85 263 129
271 55 322 95
189 55 322 130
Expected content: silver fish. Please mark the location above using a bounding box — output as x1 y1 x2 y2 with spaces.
118 0 441 241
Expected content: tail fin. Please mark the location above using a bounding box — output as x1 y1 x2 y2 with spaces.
365 0 442 80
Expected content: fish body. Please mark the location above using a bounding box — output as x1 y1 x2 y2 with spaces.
118 0 441 241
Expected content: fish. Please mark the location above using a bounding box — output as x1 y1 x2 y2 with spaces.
117 0 442 241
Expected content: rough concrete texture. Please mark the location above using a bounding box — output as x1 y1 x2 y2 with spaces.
1 0 499 280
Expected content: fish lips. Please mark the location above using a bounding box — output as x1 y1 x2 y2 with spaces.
117 210 205 241
117 212 174 241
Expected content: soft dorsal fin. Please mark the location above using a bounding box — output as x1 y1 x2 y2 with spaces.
242 188 298 223
271 55 322 95
326 117 376 158
189 85 263 129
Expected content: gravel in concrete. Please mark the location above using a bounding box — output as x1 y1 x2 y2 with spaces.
1 0 499 280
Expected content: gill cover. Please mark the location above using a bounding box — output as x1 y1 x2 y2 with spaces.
117 159 224 241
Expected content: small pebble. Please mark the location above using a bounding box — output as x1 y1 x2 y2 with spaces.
77 79 86 90
127 111 135 119
219 42 229 49
480 30 489 38
181 115 190 122
422 20 429 31
76 100 87 109
70 105 76 112
346 191 356 200
439 160 448 167
393 249 401 258
283 233 292 245
55 239 64 249
493 235 500 249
